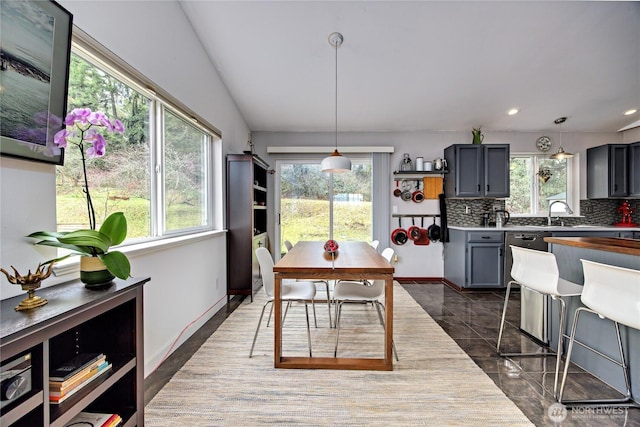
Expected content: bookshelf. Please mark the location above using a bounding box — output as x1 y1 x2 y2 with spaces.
0 277 149 427
226 153 269 301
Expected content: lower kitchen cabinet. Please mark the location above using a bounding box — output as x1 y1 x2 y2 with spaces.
444 229 504 288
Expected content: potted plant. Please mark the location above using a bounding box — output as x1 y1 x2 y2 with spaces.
28 108 131 287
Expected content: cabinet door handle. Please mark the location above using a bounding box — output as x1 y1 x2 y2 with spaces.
482 236 491 239
486 185 490 192
258 241 263 247
477 184 481 191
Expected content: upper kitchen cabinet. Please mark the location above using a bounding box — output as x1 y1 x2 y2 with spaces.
443 144 510 198
629 142 640 197
587 143 639 198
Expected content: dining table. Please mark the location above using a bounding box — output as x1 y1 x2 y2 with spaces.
273 241 395 370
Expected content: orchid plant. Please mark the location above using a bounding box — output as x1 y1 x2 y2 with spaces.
28 108 131 280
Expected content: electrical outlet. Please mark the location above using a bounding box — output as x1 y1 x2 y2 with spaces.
392 205 398 214
583 206 593 214
465 206 472 214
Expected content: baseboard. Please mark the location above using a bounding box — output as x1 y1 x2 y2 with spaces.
394 277 444 283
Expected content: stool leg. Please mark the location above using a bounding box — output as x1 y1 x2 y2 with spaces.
496 281 513 353
558 307 582 402
552 296 567 399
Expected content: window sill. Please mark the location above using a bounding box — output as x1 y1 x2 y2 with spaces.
53 229 226 277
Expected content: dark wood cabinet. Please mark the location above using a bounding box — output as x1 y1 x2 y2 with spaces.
226 153 269 301
628 142 640 197
0 277 149 427
444 144 510 198
587 144 629 198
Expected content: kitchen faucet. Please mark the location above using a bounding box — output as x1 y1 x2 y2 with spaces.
548 201 574 225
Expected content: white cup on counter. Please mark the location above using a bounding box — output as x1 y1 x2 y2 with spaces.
415 157 424 171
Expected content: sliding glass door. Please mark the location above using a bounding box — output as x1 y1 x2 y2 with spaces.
275 157 372 257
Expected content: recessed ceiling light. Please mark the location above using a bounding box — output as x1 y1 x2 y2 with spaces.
507 108 519 116
624 108 638 116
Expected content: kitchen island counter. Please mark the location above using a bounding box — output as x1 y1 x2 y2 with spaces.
544 236 640 256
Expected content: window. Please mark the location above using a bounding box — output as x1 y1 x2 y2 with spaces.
506 154 574 216
57 42 218 242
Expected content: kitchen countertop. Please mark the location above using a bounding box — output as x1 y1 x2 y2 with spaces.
544 236 640 256
448 225 640 232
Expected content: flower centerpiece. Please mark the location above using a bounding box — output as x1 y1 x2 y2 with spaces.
28 108 131 288
324 239 339 254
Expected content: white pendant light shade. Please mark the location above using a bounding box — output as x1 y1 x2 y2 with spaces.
321 32 351 174
321 149 352 173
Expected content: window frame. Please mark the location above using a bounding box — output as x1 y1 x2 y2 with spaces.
58 29 222 246
507 152 578 217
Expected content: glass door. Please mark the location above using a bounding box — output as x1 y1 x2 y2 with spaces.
275 157 372 258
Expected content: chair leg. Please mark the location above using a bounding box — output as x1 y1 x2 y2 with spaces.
312 298 318 328
249 300 272 358
334 301 343 357
266 303 274 327
283 301 291 325
325 281 333 328
375 302 399 362
304 302 313 357
559 308 639 407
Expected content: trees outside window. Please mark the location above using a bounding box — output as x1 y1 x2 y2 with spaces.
57 47 217 241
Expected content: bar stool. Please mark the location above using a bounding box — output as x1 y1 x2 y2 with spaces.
497 245 583 399
558 259 640 407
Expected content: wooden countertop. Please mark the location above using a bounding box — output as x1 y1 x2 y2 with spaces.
544 237 640 257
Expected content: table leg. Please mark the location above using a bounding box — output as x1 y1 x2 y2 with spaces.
384 276 393 367
274 273 282 368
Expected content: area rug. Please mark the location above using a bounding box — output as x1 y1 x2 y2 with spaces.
145 283 533 426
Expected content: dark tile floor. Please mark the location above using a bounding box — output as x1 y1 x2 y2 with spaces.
145 282 640 426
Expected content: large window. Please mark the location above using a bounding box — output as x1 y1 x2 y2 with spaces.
506 154 574 216
57 44 218 242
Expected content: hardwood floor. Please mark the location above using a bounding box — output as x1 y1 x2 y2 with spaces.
145 282 640 426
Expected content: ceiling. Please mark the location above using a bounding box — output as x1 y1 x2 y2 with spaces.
179 1 640 134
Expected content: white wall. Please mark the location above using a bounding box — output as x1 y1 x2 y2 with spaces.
254 129 624 278
0 0 249 377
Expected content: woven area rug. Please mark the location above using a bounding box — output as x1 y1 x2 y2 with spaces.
145 283 533 426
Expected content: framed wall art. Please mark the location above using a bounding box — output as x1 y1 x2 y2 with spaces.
0 0 72 165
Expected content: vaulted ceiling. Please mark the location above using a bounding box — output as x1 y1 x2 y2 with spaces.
180 1 640 133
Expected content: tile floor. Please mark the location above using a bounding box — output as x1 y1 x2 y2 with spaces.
145 282 640 426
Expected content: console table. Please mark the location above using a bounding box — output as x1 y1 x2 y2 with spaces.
0 277 150 427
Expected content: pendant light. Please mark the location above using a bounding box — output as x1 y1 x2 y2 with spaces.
549 117 574 160
321 32 351 173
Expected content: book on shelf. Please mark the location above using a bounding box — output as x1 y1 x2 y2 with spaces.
50 362 112 404
50 360 110 397
50 352 105 381
50 355 107 390
64 411 122 427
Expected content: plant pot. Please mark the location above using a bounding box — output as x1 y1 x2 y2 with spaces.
80 256 115 289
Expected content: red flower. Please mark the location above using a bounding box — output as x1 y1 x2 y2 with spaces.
324 239 339 253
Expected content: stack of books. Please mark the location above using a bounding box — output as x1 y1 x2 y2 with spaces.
64 411 122 427
49 352 112 404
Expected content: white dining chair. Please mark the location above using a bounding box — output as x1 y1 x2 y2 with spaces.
249 247 316 358
333 247 398 360
369 240 380 250
558 259 640 407
497 245 583 399
283 240 332 327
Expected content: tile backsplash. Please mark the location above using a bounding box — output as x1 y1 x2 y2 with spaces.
445 198 640 227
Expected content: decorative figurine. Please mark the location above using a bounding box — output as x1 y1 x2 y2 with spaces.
614 200 638 227
1 261 55 311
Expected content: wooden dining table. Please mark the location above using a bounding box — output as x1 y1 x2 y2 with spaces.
273 241 395 370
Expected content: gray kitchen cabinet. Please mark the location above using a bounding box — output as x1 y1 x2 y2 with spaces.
443 144 510 198
587 144 630 198
629 142 640 197
444 229 504 288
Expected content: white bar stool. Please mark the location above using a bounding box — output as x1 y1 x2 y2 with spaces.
558 259 640 407
497 245 583 399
